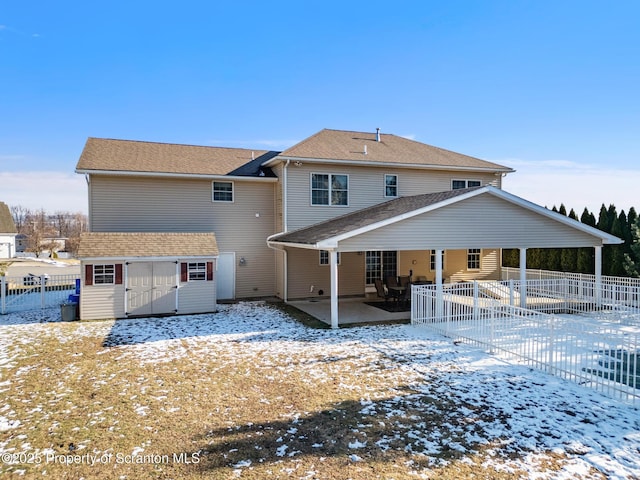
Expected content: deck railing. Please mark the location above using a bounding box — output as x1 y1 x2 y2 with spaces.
1 274 81 314
411 280 640 406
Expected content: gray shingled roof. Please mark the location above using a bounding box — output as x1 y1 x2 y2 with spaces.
270 187 482 245
76 138 278 177
77 232 219 258
0 202 17 234
275 129 513 171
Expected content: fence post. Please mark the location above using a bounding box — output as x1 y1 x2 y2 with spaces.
473 281 479 322
509 279 514 307
1 276 5 315
40 275 46 309
547 316 554 375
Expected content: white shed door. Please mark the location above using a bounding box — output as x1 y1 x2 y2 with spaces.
216 252 235 300
127 262 177 316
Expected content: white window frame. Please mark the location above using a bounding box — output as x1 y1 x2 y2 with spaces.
429 250 446 271
310 173 349 206
212 181 234 202
319 250 340 266
467 249 481 270
94 264 115 285
188 262 207 281
452 179 482 190
384 174 398 198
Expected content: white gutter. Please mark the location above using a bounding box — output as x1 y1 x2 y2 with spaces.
75 169 278 182
262 156 514 174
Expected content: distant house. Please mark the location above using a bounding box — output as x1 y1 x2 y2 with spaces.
15 234 28 253
0 202 17 259
75 128 621 325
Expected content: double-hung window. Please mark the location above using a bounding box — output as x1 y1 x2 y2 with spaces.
94 264 115 285
429 250 445 271
319 250 340 265
452 179 482 190
188 262 207 281
384 174 398 197
467 249 481 270
311 173 348 206
213 181 233 202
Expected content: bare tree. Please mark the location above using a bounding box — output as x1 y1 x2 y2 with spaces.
10 205 31 233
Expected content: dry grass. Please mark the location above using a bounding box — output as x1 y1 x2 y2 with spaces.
0 306 608 479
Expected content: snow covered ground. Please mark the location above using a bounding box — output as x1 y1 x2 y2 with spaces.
1 302 640 479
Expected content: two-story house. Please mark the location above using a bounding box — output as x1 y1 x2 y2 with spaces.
75 128 621 325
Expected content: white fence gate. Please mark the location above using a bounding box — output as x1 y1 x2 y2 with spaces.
1 274 81 314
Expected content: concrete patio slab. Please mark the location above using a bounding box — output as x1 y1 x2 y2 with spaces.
289 297 410 326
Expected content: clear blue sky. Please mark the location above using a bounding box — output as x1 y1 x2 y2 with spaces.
1 1 639 215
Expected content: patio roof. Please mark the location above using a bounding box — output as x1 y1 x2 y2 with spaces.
268 186 622 251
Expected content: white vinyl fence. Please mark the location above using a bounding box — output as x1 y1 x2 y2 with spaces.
1 274 81 314
411 280 640 407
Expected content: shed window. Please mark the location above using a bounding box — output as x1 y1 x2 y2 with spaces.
384 174 398 197
94 264 115 284
213 181 233 202
188 262 207 281
311 173 348 206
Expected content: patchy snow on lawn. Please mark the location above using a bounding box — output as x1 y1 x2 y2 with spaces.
1 302 640 479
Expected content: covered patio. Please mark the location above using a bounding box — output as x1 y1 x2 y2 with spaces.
268 186 622 328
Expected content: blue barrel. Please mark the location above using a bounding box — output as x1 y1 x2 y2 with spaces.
75 279 81 294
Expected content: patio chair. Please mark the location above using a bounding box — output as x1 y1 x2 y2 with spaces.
398 275 410 288
386 276 399 288
399 281 412 307
374 279 391 304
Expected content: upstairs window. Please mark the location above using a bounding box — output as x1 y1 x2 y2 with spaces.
384 174 398 197
311 173 348 206
452 179 482 190
467 249 481 270
213 181 234 202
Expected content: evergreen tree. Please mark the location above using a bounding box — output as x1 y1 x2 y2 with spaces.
577 208 595 273
624 215 640 277
609 214 626 276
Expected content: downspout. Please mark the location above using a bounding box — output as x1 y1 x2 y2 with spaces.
283 160 289 302
266 160 291 302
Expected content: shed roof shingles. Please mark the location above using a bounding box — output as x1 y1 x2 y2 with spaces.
271 187 482 245
278 129 512 171
76 138 277 176
78 232 219 258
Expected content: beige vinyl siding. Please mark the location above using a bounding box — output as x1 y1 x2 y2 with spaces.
89 175 276 298
397 249 500 282
285 164 500 230
446 249 500 282
339 194 600 252
275 249 285 298
286 249 364 299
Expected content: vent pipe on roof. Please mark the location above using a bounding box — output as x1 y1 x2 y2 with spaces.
251 151 255 160
363 145 367 155
376 127 380 142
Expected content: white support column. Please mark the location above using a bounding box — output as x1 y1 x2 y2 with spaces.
519 248 527 309
594 245 602 308
330 250 339 329
435 249 444 319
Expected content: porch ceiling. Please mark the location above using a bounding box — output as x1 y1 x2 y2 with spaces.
268 186 622 252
